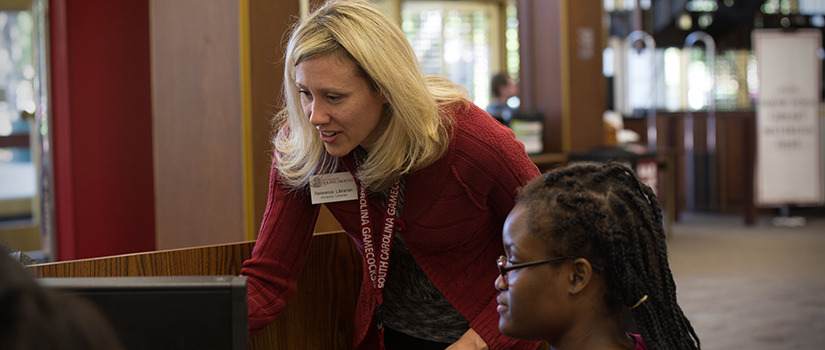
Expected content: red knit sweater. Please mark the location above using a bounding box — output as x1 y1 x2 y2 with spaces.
241 103 541 349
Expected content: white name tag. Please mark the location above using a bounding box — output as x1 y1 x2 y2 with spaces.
309 172 358 204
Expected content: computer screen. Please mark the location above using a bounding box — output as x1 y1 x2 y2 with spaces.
38 275 248 350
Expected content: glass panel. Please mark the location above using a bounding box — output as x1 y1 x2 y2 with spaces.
615 43 758 113
0 0 49 261
686 47 712 111
0 9 36 216
800 0 825 15
626 43 656 112
505 2 519 82
662 47 682 111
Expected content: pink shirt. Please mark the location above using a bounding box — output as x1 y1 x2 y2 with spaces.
628 333 649 350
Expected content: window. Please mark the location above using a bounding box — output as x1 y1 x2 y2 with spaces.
401 1 501 107
0 0 48 258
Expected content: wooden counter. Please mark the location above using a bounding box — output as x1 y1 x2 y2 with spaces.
28 231 362 350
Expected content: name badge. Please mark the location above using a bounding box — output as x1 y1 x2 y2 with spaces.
309 172 358 204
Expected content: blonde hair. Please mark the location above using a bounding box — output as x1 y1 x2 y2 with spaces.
274 0 467 191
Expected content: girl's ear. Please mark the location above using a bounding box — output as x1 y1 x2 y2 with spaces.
568 258 595 295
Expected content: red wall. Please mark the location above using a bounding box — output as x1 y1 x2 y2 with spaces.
50 0 155 260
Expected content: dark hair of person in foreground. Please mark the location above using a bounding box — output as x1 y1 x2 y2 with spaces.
0 254 125 350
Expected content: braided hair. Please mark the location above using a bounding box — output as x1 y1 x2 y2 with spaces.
516 162 700 350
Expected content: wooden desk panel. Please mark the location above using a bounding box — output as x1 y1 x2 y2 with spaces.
29 231 361 350
30 241 252 278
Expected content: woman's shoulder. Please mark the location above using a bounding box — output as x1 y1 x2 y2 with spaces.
444 102 539 180
448 102 508 141
449 103 530 160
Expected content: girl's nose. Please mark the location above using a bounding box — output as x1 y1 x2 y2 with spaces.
494 274 507 291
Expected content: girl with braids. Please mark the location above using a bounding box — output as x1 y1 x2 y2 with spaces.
494 162 700 350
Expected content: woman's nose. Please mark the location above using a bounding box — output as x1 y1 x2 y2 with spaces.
307 101 328 126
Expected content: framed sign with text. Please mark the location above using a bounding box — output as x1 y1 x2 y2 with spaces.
753 29 823 206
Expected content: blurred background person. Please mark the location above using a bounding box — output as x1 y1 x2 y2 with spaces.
486 72 519 126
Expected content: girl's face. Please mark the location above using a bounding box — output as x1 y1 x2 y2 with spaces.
496 204 573 342
295 52 388 157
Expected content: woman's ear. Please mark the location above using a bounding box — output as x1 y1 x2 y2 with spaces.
568 258 594 295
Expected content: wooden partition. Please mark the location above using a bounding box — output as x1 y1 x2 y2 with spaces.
624 111 758 224
28 231 361 349
517 0 606 153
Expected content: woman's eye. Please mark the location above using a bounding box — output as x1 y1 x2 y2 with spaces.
326 95 341 102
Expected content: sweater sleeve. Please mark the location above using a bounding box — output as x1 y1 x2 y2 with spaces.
451 104 541 349
240 162 321 336
462 149 541 349
470 151 541 350
484 126 542 219
453 103 540 219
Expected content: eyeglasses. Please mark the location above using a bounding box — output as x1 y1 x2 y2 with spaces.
496 255 604 285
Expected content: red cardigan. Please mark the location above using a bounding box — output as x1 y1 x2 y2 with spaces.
241 103 541 349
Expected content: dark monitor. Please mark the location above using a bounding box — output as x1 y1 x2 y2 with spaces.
38 275 248 350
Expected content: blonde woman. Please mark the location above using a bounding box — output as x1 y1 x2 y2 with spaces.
241 1 540 349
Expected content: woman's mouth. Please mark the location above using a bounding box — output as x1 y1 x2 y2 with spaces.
319 130 339 142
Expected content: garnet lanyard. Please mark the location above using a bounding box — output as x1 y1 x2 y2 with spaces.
351 160 402 349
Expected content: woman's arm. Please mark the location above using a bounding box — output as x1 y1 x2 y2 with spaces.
447 328 490 350
240 166 321 336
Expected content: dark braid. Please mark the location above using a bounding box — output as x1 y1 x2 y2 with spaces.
516 162 700 350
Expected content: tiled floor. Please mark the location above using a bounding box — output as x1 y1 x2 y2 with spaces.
667 212 825 350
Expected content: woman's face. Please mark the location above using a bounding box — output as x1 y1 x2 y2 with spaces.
496 204 572 342
295 52 388 158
